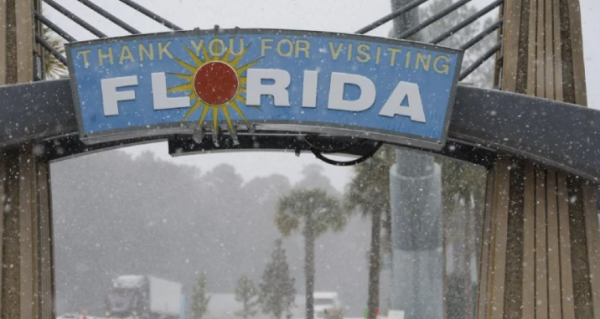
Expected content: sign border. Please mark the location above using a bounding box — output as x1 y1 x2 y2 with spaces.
66 28 463 150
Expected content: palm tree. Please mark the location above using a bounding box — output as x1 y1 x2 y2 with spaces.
42 26 67 79
276 188 346 319
437 157 486 319
345 146 394 319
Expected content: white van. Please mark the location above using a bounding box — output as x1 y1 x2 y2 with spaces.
313 292 342 319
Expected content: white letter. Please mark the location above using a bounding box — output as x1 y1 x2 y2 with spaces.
152 72 191 110
101 75 138 116
302 70 318 108
327 72 376 112
246 69 291 106
379 81 426 122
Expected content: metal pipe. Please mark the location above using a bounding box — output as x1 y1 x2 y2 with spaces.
355 0 429 35
397 0 473 39
459 43 501 80
36 34 68 65
76 0 140 34
42 0 107 38
459 20 502 51
35 11 77 42
116 0 183 31
431 0 503 44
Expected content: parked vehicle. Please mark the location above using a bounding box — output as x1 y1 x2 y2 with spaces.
313 292 342 319
105 275 184 319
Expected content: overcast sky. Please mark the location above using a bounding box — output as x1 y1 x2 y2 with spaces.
48 0 600 190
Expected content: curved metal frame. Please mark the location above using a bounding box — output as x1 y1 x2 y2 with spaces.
0 79 598 181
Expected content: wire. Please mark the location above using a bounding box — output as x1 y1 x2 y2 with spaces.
355 0 429 34
302 135 361 154
36 34 68 65
309 142 383 167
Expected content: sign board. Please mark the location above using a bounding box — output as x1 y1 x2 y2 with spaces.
66 29 462 149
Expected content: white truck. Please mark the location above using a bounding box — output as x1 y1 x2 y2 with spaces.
105 275 184 319
313 292 342 319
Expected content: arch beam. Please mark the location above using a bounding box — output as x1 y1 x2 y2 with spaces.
1 79 599 181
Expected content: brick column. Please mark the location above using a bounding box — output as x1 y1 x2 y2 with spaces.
478 1 600 319
0 0 55 318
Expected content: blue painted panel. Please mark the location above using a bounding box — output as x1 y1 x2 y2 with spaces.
67 29 462 149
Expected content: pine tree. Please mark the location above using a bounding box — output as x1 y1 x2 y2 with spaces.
191 272 211 319
235 275 260 319
259 239 296 319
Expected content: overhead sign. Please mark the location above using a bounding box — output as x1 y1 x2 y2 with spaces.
66 29 462 149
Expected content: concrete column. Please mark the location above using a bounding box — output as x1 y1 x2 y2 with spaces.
388 3 445 319
480 1 599 319
389 150 443 319
0 0 55 318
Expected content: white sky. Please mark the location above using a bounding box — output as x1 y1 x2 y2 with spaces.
48 0 600 190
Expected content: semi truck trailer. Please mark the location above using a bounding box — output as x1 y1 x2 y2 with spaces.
105 275 184 319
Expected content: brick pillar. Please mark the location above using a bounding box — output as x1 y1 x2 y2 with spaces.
478 1 600 319
0 0 55 318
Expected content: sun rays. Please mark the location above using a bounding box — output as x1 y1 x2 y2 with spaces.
168 40 260 142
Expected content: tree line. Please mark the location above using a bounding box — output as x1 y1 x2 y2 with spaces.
190 239 295 319
47 0 494 317
186 144 484 319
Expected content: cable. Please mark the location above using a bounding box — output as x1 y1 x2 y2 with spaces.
355 0 429 34
309 142 383 167
36 34 68 65
116 0 183 31
42 0 107 38
76 0 141 34
302 135 362 154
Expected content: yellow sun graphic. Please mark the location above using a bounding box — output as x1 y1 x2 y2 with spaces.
168 41 260 141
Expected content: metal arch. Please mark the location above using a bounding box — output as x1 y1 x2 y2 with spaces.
27 0 595 178
449 86 600 181
0 79 597 181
